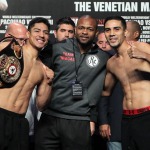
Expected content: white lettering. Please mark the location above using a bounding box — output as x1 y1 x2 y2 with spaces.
93 2 138 12
74 2 91 12
145 20 150 25
141 2 150 12
143 26 150 30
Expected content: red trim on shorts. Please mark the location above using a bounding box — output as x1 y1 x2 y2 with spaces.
123 106 150 115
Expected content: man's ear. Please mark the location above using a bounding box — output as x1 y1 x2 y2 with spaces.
4 33 9 37
134 31 139 39
124 29 128 37
26 31 30 39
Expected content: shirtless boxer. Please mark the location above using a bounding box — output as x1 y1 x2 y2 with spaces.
102 16 150 150
0 17 54 150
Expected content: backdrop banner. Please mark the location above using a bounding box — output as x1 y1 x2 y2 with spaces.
0 0 150 42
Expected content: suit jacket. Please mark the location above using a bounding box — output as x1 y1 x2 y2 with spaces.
99 81 123 141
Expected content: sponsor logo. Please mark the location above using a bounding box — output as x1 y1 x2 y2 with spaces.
86 55 99 68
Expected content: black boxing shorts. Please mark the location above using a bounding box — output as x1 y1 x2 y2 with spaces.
0 37 24 88
0 107 29 150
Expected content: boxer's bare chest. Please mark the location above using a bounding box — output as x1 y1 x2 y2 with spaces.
111 56 150 85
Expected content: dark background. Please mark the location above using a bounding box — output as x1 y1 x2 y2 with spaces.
0 0 150 42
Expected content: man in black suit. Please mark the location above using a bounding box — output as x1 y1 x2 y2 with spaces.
99 82 123 150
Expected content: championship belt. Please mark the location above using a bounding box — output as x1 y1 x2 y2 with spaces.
0 37 24 88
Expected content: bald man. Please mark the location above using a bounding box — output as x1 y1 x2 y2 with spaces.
35 15 109 150
126 20 142 41
5 22 28 46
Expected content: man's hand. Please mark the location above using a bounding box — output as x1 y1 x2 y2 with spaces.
127 41 146 60
43 65 54 84
90 122 95 136
99 124 111 140
0 0 8 11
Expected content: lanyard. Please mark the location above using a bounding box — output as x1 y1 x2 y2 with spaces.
73 40 86 82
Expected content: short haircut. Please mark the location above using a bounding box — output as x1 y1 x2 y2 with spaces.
77 15 98 30
127 20 142 40
104 16 126 30
28 17 51 32
55 17 75 31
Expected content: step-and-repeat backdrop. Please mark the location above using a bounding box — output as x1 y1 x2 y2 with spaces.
0 0 150 42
